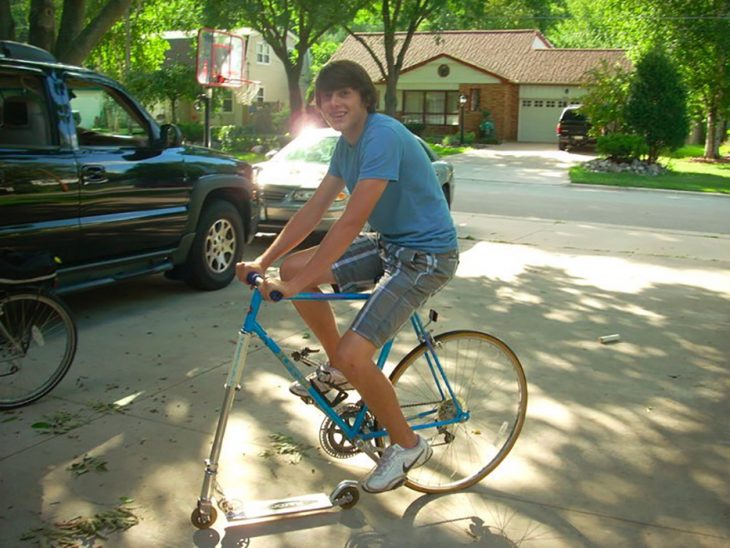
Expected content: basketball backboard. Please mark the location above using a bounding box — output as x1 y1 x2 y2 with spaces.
196 28 245 88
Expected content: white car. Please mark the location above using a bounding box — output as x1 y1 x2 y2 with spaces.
256 127 455 233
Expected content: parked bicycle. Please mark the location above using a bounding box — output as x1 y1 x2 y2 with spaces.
0 252 77 409
192 273 527 528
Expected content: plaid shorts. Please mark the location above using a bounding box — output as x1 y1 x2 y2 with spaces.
332 233 459 348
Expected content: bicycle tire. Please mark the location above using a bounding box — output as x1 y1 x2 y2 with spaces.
388 330 527 494
0 290 77 409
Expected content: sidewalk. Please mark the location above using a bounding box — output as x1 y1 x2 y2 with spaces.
1 214 728 547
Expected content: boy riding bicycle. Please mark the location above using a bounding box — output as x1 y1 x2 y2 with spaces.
236 60 458 493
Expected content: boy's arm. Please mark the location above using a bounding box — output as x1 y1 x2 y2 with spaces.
281 178 387 295
248 174 346 271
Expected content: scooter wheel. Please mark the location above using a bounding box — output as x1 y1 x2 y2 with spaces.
190 506 217 529
333 485 359 509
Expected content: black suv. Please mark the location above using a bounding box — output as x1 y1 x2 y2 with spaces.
556 105 594 151
0 41 260 293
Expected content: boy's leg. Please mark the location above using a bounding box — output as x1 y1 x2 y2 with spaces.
279 246 340 359
334 330 418 449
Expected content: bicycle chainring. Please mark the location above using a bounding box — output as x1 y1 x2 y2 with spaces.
318 403 376 459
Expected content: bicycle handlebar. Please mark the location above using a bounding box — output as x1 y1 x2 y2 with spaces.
245 272 283 302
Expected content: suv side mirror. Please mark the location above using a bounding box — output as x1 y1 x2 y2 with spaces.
160 124 183 148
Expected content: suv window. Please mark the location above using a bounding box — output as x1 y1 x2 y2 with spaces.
0 72 53 148
561 108 587 122
67 79 150 147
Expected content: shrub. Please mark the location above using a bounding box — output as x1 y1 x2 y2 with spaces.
177 122 204 144
625 49 689 163
404 122 426 136
596 133 649 162
213 125 283 154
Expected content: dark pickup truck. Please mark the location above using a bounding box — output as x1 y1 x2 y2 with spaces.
0 41 261 293
556 105 594 151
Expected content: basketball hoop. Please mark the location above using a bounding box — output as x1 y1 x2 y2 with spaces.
234 80 261 105
196 28 245 88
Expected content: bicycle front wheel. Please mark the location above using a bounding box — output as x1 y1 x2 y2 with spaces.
390 330 527 494
0 291 77 409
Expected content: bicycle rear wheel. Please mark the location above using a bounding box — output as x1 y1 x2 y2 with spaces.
389 330 527 494
0 291 77 409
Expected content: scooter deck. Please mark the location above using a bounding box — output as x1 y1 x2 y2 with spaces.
224 492 334 522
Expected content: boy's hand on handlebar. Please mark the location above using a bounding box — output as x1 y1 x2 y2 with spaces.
236 260 264 285
260 277 294 301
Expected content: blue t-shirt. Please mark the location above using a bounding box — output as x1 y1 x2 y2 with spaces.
328 114 457 253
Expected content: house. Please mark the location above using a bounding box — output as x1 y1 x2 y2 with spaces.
329 30 630 143
161 29 311 127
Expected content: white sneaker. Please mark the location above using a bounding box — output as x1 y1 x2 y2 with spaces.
289 363 353 398
361 435 432 493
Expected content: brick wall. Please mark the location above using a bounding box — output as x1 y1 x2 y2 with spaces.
460 83 519 141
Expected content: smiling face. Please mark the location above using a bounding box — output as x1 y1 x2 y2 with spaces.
314 61 378 144
318 87 369 143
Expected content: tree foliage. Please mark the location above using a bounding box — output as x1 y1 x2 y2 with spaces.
86 0 202 82
204 0 365 123
625 49 688 163
344 0 449 116
547 0 730 159
125 63 199 122
579 60 632 135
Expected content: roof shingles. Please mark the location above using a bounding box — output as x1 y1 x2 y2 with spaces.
330 30 629 85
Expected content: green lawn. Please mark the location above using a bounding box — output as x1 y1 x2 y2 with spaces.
570 144 730 194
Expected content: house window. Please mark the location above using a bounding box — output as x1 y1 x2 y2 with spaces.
546 100 556 108
534 100 544 107
401 90 461 126
216 89 233 113
522 99 532 107
256 43 271 64
256 87 265 103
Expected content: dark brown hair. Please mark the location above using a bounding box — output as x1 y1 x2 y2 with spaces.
314 60 378 113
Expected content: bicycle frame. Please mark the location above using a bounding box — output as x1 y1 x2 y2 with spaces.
196 286 467 520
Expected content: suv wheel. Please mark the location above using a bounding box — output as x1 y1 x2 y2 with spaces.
185 200 244 290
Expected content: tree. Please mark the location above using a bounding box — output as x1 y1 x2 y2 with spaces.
650 0 730 159
546 0 730 160
625 49 688 163
433 0 568 34
580 60 633 135
0 0 135 64
86 0 202 82
126 63 199 122
205 0 365 124
344 0 449 116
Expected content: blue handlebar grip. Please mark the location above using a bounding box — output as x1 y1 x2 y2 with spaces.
246 272 262 285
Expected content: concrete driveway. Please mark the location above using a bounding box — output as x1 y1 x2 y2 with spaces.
448 142 598 185
1 145 728 547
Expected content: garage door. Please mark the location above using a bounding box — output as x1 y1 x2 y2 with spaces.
518 99 566 143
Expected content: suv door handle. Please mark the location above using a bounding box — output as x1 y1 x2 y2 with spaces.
81 165 108 184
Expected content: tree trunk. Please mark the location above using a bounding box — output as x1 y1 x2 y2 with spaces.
285 63 304 131
55 0 85 61
704 107 719 160
56 0 133 65
384 72 399 117
28 0 55 52
0 0 15 41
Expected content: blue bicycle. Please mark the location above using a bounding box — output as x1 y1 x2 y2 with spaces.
192 274 527 528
